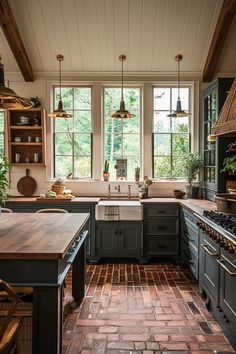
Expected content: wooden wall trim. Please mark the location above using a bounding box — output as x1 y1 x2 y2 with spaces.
0 0 34 82
203 0 236 83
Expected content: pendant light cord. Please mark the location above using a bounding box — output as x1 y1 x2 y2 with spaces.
175 54 182 101
56 54 64 101
121 56 124 101
119 55 126 101
177 58 180 100
59 58 62 100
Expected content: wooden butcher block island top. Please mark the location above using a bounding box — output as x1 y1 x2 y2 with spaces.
0 212 89 259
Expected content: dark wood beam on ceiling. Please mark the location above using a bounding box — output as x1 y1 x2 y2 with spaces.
0 0 34 82
203 0 236 82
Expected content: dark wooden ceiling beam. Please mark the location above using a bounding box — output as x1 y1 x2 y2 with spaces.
0 0 34 82
203 0 236 82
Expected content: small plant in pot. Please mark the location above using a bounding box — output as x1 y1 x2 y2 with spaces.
221 155 236 174
103 160 110 181
221 154 236 193
183 153 202 199
0 155 11 208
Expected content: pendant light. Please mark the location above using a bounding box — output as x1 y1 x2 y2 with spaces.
111 55 135 118
167 54 191 117
0 57 33 109
48 54 72 118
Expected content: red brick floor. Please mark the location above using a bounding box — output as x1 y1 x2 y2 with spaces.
63 263 235 354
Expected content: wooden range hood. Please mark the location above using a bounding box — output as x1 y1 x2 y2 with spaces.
212 78 236 136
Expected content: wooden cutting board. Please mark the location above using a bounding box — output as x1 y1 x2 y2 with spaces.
17 169 37 196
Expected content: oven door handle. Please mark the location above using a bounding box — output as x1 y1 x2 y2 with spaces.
201 244 218 256
217 259 236 276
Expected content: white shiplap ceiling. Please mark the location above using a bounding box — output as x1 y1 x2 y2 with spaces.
0 0 236 78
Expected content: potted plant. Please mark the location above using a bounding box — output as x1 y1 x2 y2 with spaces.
103 160 110 181
221 155 236 174
0 155 11 208
137 176 152 198
183 153 202 199
221 154 236 192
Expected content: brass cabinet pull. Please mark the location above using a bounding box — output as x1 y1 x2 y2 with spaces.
217 259 236 276
201 244 218 256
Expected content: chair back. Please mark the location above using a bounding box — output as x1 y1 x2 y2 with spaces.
0 279 19 342
36 208 68 213
1 208 13 213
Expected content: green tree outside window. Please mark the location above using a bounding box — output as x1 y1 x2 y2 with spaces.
153 87 191 179
53 87 92 179
104 88 141 180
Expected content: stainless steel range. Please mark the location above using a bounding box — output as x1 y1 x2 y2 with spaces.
198 210 236 255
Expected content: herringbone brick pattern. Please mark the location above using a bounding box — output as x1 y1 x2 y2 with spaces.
63 263 234 354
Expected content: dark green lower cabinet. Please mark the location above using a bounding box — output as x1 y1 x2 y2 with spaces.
219 250 236 331
95 221 143 261
181 208 199 280
144 236 178 256
199 231 220 303
199 231 236 349
143 204 179 259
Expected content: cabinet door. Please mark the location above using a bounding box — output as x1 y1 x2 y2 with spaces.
202 78 234 200
95 222 118 256
118 222 142 257
219 250 236 324
199 231 220 302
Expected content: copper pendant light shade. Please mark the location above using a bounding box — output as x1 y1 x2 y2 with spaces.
111 55 135 119
48 54 72 118
0 57 33 109
167 54 191 118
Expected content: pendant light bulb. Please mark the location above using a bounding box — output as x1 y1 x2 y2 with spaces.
110 55 135 119
48 54 72 118
167 54 191 117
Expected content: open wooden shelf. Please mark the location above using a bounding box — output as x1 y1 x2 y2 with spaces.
7 108 46 166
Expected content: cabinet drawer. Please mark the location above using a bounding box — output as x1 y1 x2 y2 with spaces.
144 204 179 217
183 246 198 280
181 208 199 231
182 223 198 253
144 236 179 255
144 218 179 236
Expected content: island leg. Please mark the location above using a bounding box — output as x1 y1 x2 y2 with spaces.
33 285 63 354
72 240 86 303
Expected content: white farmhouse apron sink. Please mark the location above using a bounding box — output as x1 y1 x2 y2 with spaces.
95 200 143 221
